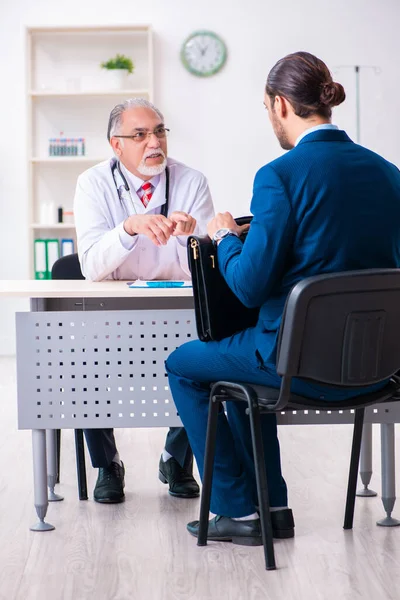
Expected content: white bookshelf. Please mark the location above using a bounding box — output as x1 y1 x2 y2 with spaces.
26 24 154 277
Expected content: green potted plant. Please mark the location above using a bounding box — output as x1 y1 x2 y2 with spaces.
100 54 135 89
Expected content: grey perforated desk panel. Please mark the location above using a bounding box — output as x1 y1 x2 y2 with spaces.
0 279 398 531
17 305 196 430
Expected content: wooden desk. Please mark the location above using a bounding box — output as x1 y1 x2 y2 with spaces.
0 279 194 299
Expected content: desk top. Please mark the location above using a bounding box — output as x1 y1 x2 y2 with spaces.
0 280 193 298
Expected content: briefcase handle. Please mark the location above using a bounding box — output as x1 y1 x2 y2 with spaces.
235 216 252 227
234 215 252 240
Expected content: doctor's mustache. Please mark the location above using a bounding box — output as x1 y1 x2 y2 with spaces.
143 148 166 159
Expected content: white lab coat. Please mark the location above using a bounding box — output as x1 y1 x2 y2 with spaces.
73 157 215 281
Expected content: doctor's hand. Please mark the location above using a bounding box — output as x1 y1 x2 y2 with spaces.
123 214 174 247
207 212 250 240
170 211 197 236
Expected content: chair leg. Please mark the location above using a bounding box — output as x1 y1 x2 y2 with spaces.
56 429 61 484
247 401 276 571
344 408 365 529
197 395 221 546
74 429 88 501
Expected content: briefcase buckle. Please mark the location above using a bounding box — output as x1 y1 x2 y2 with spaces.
190 238 199 260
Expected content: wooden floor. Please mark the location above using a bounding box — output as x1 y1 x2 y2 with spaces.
1 356 400 600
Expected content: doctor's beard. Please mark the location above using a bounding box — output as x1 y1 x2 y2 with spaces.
137 149 167 176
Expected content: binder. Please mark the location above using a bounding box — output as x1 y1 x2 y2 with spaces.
46 239 60 279
61 238 74 257
34 239 47 280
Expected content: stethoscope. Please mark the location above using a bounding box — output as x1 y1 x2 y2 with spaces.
111 157 170 218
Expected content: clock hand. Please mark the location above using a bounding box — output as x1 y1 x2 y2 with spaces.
196 40 206 56
198 42 208 56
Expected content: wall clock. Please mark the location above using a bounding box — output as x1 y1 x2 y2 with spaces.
180 30 227 77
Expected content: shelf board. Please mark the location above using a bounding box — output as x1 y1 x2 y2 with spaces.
31 157 107 164
31 223 75 230
28 25 151 34
30 89 150 97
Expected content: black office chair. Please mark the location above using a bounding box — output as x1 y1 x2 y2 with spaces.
51 253 88 500
197 269 400 570
52 253 86 281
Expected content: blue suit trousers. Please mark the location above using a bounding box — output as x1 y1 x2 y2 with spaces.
166 326 330 517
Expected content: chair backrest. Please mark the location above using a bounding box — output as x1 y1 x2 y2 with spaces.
51 253 84 280
277 269 400 387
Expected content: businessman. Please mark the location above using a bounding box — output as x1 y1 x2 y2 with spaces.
74 98 215 503
166 51 400 545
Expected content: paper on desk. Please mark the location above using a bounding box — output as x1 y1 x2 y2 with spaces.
128 280 192 288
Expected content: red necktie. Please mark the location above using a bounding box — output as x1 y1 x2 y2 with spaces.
140 182 153 208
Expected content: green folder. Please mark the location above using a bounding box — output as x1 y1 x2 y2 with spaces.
34 239 47 280
46 239 60 279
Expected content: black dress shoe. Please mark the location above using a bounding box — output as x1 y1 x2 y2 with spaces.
187 515 262 546
94 461 125 503
158 455 200 498
187 509 295 544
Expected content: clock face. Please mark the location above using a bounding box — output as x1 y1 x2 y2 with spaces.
181 30 227 77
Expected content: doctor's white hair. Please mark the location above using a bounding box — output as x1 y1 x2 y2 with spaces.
107 98 164 141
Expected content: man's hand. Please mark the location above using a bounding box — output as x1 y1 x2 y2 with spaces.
170 211 197 236
207 212 250 240
123 214 174 247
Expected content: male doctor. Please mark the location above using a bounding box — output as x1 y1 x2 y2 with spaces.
74 98 215 503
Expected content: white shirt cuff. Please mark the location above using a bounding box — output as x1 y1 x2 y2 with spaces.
117 222 139 250
174 236 190 277
176 235 188 247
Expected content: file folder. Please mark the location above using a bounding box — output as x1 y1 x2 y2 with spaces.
46 239 60 279
34 239 47 280
128 280 191 288
61 238 74 257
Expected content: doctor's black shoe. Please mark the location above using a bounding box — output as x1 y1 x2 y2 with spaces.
187 516 263 546
158 455 200 498
94 461 125 503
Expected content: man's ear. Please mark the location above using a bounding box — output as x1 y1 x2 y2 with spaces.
110 137 122 157
274 95 290 119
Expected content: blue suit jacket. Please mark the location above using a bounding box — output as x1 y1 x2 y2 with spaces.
218 129 400 369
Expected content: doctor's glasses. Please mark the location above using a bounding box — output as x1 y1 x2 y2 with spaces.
113 127 170 143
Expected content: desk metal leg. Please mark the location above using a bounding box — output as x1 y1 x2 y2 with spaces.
56 429 61 484
46 430 64 502
30 429 55 531
377 423 400 527
75 429 88 501
356 423 377 497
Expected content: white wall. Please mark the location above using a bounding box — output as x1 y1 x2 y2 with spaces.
0 0 399 354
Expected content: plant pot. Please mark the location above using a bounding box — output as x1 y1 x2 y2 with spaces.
104 69 128 90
